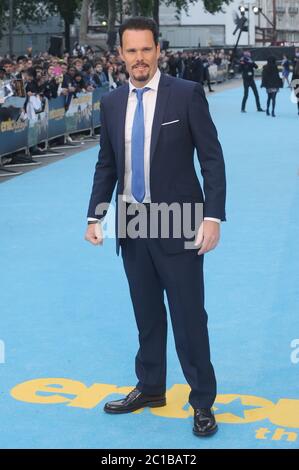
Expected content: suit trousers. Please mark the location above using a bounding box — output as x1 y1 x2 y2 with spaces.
241 79 262 111
120 207 217 410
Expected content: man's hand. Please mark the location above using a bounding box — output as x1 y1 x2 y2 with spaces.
84 222 103 246
194 220 220 255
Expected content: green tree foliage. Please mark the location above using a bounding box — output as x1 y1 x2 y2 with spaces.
0 0 50 38
92 0 232 25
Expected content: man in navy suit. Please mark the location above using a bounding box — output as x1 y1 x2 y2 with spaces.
85 17 226 437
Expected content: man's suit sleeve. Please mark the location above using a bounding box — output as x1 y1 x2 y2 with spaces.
188 83 226 221
86 96 117 221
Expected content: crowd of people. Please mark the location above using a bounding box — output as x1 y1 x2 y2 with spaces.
0 46 234 118
0 50 114 117
0 44 298 120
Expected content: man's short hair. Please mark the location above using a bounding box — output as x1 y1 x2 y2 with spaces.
119 16 159 48
26 67 36 78
17 56 27 63
83 63 93 72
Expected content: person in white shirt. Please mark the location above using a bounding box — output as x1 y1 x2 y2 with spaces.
85 17 226 438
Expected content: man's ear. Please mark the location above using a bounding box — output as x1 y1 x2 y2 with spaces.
157 43 161 58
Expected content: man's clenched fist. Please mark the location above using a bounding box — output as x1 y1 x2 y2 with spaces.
84 222 103 246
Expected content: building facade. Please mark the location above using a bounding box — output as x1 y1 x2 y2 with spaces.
0 16 64 57
256 0 299 44
159 0 299 48
159 0 257 48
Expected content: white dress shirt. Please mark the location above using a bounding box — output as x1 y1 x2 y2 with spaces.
122 67 160 203
88 68 220 224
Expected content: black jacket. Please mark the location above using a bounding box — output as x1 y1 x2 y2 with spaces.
261 64 282 89
87 73 226 255
239 60 258 81
192 57 204 83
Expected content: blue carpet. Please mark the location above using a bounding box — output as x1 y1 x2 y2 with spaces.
0 83 299 448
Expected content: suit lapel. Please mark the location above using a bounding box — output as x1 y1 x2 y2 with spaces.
116 74 171 191
116 82 129 191
150 73 171 164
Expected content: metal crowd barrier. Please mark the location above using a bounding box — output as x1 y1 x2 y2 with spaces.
0 85 109 176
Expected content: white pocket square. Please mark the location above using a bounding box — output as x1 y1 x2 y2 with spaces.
161 119 180 126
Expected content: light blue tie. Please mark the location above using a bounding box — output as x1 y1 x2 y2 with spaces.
131 86 150 202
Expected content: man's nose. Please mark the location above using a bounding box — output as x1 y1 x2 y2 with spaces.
135 50 145 62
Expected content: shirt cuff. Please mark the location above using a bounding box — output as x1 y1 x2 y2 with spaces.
204 217 221 223
87 217 100 222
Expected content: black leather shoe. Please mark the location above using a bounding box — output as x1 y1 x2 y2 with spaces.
103 387 166 414
257 108 265 112
193 408 218 437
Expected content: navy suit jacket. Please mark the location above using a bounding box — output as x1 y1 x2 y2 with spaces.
87 72 226 255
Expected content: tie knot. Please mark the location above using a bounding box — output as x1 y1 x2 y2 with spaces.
133 86 150 101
